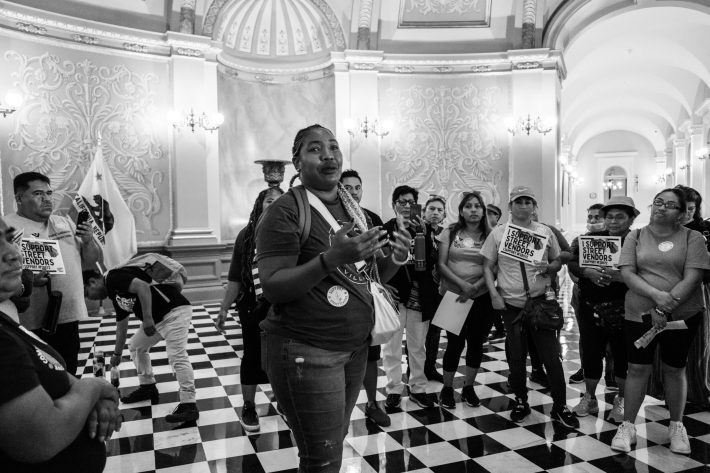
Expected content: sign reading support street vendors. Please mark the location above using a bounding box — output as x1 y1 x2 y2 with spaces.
498 223 549 264
20 237 66 274
579 235 622 268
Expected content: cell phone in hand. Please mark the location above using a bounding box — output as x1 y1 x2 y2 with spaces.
409 204 422 221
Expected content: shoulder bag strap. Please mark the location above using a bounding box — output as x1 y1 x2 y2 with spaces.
291 186 311 247
519 261 531 299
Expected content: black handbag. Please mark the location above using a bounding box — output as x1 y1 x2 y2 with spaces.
518 262 563 331
41 278 63 335
588 300 625 332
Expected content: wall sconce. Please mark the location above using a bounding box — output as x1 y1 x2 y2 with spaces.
505 114 554 136
697 147 709 160
344 116 391 139
678 160 689 170
0 90 23 117
169 109 224 133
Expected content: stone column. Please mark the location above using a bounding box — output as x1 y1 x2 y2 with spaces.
356 0 374 50
673 138 688 186
521 0 537 49
688 125 705 195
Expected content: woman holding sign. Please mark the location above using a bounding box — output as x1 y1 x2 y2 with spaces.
612 188 710 455
481 186 579 428
568 196 638 422
436 191 494 409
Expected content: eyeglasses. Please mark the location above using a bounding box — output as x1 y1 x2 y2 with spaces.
652 199 681 210
395 199 416 207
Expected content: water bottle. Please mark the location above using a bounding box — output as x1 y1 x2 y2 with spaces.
110 365 120 388
545 284 556 301
414 232 426 272
93 350 105 378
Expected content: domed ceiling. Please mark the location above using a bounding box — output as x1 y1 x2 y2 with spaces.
208 0 346 70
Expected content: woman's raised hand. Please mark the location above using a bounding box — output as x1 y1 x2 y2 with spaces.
327 222 388 266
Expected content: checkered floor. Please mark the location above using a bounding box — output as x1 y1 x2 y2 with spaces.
77 282 710 473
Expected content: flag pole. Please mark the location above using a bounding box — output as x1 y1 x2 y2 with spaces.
96 133 106 239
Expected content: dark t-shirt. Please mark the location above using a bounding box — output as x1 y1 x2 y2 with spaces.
0 312 106 473
105 267 190 322
571 230 629 303
256 190 374 352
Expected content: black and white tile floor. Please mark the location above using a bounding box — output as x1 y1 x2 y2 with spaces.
77 284 710 473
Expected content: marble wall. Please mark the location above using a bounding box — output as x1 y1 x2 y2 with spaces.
378 74 510 221
217 69 336 241
0 36 172 244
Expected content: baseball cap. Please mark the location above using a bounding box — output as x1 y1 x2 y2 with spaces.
486 204 501 216
601 196 640 217
509 186 536 203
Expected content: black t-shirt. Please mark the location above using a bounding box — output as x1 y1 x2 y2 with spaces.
0 312 106 473
571 230 629 303
256 189 374 352
105 267 191 322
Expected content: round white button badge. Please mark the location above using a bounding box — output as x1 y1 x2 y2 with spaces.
327 285 349 307
658 241 674 252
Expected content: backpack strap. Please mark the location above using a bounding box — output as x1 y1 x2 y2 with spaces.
291 185 311 247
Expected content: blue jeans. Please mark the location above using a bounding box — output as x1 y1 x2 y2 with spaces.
262 333 368 473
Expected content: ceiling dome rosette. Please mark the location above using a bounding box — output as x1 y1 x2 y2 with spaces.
209 0 346 74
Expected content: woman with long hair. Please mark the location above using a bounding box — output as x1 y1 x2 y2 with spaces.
255 124 410 472
612 188 710 455
437 191 496 408
217 186 283 432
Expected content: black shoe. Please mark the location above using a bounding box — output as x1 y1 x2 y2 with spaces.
529 369 549 387
551 405 579 429
488 330 506 342
120 383 159 404
569 368 585 384
461 385 480 407
165 402 199 423
385 393 401 410
425 369 444 383
409 391 434 409
439 386 455 409
510 397 531 423
240 401 260 432
365 402 391 427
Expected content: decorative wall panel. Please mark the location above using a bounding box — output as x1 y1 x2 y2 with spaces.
399 0 492 27
217 69 335 241
379 75 509 215
0 40 171 244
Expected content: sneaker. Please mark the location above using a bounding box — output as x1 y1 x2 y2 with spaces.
365 402 391 427
461 385 480 407
120 383 159 404
608 395 624 423
385 393 401 410
488 329 506 342
165 402 199 423
669 421 691 455
425 369 444 383
611 421 637 453
604 373 619 391
551 405 580 429
439 386 455 409
510 397 531 423
569 368 585 384
573 393 599 417
529 368 549 387
409 391 434 408
240 401 260 432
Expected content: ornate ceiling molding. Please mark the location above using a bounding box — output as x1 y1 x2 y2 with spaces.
216 56 334 83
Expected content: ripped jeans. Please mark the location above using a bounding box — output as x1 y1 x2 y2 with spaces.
262 333 368 473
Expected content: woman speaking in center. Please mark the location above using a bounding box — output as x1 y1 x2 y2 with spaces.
256 124 410 472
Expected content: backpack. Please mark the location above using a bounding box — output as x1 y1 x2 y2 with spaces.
122 253 188 291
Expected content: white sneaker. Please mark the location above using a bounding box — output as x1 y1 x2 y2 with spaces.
611 421 637 453
607 395 624 423
573 392 599 417
669 421 691 455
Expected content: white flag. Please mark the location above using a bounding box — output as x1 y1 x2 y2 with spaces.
73 147 137 269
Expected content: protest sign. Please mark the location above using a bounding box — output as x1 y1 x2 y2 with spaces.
20 237 66 274
579 235 622 268
498 223 549 264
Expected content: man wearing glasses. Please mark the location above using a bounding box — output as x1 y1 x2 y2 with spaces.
382 186 439 410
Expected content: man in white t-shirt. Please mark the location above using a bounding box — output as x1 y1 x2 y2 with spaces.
4 172 100 376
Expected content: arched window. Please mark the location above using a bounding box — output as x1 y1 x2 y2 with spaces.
602 166 627 202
